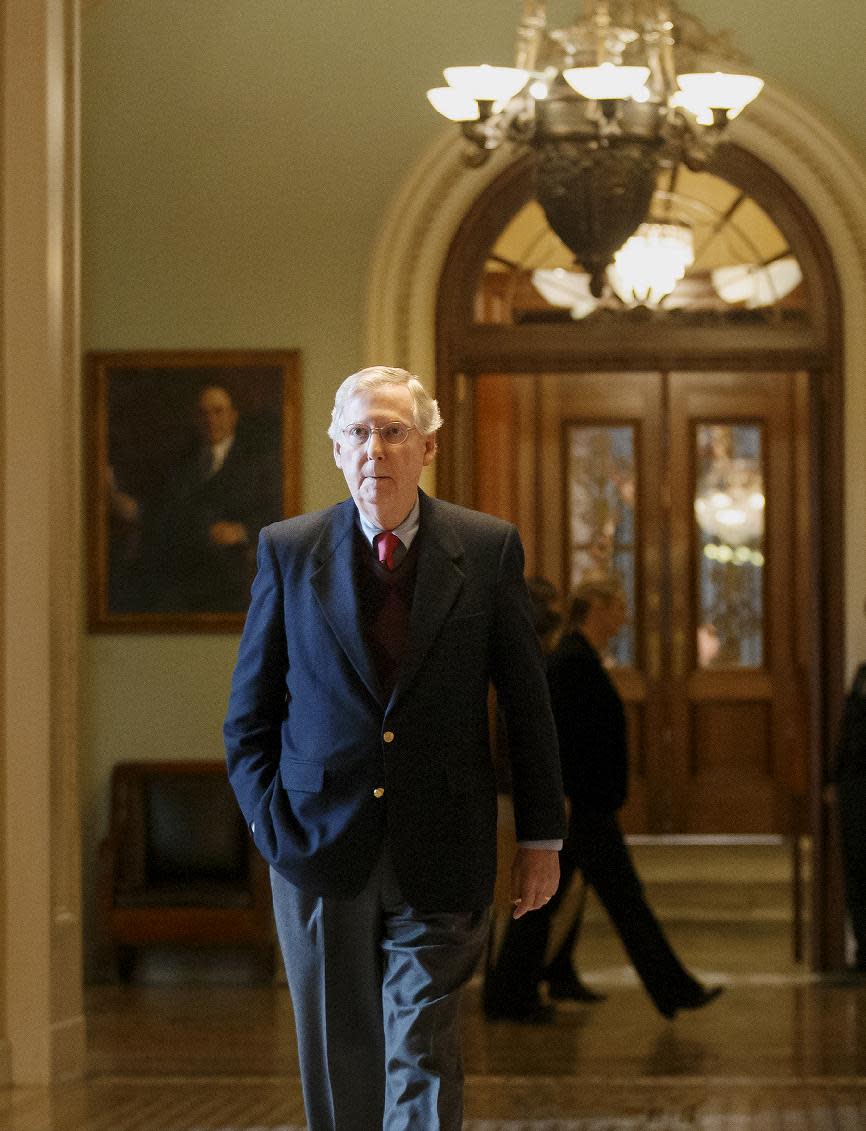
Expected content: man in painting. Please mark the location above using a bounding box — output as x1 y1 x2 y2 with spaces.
109 383 280 613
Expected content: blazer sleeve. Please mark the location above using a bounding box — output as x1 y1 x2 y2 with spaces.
488 525 566 842
223 527 289 826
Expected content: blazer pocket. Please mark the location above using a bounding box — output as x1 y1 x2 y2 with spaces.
280 758 325 793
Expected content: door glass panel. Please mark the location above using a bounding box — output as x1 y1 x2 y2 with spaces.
694 424 765 668
566 424 636 667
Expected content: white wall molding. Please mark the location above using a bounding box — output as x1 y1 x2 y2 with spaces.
1 0 85 1084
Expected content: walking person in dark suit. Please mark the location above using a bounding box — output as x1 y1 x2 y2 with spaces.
224 366 566 1129
485 576 604 1009
485 576 722 1022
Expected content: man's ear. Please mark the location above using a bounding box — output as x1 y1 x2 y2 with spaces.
333 440 343 469
422 436 437 466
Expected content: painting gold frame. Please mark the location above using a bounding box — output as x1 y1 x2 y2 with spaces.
86 349 301 633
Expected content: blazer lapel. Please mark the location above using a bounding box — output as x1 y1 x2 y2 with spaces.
388 493 464 711
310 499 380 703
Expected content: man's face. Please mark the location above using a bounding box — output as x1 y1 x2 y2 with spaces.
196 386 238 445
333 383 436 530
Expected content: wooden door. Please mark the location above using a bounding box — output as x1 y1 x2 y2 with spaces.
473 369 809 835
667 371 804 833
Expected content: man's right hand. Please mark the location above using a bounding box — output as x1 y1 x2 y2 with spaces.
510 846 560 919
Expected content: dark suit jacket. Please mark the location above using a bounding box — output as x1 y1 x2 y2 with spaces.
224 490 565 912
144 435 280 613
546 630 628 813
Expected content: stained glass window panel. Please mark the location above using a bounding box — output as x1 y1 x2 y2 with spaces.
694 423 765 668
566 425 636 667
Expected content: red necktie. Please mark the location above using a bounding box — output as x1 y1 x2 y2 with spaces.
376 530 400 571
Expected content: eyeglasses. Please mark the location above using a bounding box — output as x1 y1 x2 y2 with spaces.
341 422 416 447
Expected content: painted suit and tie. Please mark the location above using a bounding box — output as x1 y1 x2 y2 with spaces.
224 368 565 1130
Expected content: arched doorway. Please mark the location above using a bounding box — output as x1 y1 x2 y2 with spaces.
366 85 866 969
434 143 835 963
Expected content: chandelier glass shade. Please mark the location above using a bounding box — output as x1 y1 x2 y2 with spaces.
608 220 694 305
442 65 530 103
427 1 763 296
562 62 651 100
711 256 803 308
531 219 692 311
675 72 765 117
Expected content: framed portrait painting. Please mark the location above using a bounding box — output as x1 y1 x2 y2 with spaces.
86 349 301 632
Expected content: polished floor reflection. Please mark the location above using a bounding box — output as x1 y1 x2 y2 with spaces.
2 920 866 1129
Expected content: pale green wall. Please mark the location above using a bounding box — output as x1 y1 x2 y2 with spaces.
80 0 866 957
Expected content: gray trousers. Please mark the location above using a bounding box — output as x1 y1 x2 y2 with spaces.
270 853 488 1131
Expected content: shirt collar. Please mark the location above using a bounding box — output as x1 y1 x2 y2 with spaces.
356 494 420 550
209 434 234 467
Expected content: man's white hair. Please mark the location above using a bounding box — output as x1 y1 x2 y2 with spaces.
327 366 443 441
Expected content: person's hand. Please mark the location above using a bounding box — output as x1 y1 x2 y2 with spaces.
510 846 559 919
106 464 140 523
209 521 248 546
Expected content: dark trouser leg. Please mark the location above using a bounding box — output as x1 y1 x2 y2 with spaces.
270 855 487 1131
270 864 386 1131
544 878 588 982
574 810 702 1016
838 773 866 968
379 856 488 1131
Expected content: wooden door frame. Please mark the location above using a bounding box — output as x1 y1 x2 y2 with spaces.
433 145 845 970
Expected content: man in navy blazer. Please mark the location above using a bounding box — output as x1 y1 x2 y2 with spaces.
224 366 565 1130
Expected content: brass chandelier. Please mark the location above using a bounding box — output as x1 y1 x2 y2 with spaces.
427 1 763 297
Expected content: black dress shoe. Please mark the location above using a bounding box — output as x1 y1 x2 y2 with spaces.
659 984 724 1020
483 997 556 1024
544 971 607 1003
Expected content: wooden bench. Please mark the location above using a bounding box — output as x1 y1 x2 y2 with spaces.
96 760 275 979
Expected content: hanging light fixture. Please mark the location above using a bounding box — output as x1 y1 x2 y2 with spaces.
608 220 694 305
427 1 763 297
531 220 693 313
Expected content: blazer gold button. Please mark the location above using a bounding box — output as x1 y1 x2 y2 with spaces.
373 787 385 798
383 731 395 743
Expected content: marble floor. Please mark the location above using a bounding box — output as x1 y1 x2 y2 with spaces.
2 920 866 1130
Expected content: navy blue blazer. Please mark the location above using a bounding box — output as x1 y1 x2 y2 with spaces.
224 490 565 912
